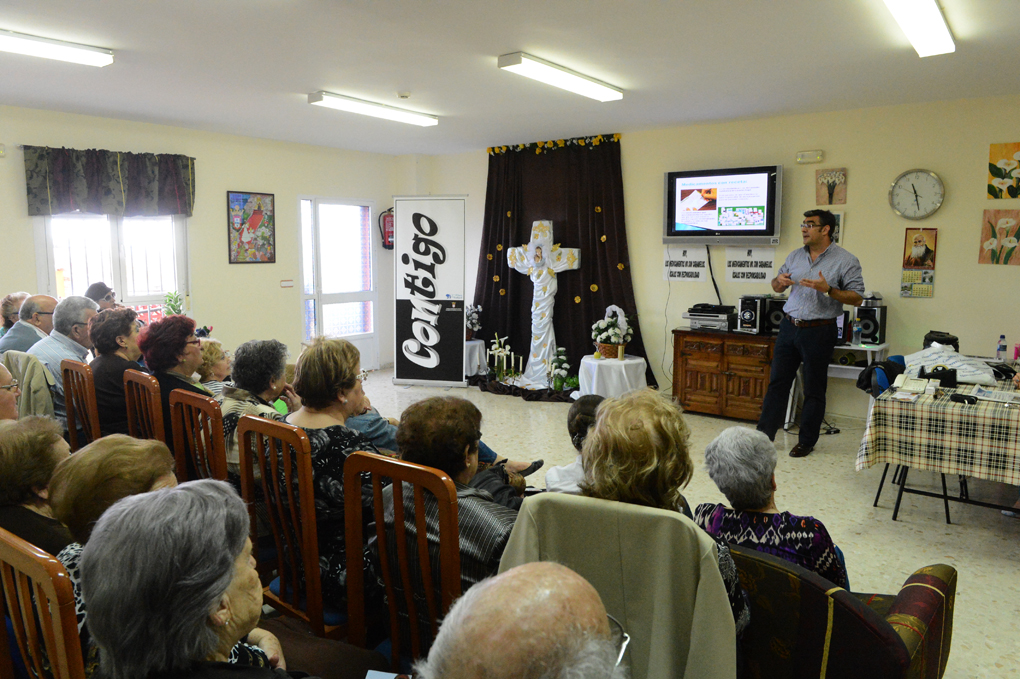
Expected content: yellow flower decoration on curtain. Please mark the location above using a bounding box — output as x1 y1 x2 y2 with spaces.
536 147 542 154
600 235 607 242
557 139 565 147
486 147 492 154
506 211 511 218
617 263 625 270
613 133 621 141
595 206 602 213
574 296 581 303
499 289 506 296
578 139 585 146
493 275 500 282
590 284 598 292
486 254 493 261
496 244 503 251
537 141 544 147
593 135 602 146
501 146 507 153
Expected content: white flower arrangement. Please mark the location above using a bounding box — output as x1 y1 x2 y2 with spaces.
466 304 482 332
591 305 634 345
816 170 846 186
547 347 570 380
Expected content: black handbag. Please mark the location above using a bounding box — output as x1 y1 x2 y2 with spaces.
919 365 957 388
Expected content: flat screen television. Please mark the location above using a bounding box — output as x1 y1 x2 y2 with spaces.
663 164 782 246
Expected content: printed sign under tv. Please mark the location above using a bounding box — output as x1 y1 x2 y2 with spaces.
663 164 782 246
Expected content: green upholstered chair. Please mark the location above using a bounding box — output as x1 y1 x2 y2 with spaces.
730 545 955 679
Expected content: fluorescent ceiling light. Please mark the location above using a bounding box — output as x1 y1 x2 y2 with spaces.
0 28 113 67
498 52 623 102
308 91 438 127
881 0 955 57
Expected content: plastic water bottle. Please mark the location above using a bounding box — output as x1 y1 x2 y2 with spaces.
852 318 862 345
996 335 1007 361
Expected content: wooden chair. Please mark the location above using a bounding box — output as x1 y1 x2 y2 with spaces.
344 451 461 670
0 527 85 679
60 359 100 452
169 389 227 481
123 369 165 442
236 415 345 639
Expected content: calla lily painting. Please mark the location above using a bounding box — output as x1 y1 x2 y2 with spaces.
980 210 1020 265
988 142 1020 199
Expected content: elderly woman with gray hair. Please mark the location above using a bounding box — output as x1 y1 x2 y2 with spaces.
694 426 849 588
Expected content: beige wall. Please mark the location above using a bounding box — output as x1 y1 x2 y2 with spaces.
418 94 1020 418
0 105 403 365
4 94 1018 417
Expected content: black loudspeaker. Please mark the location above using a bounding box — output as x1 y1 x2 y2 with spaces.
764 298 787 335
835 310 852 345
738 297 765 334
856 306 887 344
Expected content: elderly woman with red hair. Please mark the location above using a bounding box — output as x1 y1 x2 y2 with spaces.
137 315 211 449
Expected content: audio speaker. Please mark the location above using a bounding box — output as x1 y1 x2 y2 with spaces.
856 306 887 345
764 298 787 335
738 297 765 334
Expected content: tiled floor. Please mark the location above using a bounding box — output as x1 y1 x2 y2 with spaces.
364 368 1020 679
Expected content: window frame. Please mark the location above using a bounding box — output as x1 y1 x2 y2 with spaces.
34 213 191 309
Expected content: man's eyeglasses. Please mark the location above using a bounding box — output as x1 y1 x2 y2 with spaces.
800 222 824 230
0 379 19 392
606 614 630 667
356 370 368 382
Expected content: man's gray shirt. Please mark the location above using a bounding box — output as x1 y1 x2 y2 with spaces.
779 242 865 321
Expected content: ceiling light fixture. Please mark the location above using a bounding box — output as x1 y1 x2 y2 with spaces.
497 52 623 102
307 91 438 127
0 28 114 67
880 0 955 57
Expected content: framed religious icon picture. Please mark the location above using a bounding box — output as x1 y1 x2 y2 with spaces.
227 191 276 263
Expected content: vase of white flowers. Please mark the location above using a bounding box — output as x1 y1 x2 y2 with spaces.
547 347 570 391
465 304 482 340
591 305 634 360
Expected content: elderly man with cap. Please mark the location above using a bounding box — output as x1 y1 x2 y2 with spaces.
413 562 626 679
27 296 99 428
84 282 120 311
0 295 57 353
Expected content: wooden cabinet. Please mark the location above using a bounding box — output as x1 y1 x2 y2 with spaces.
672 328 774 421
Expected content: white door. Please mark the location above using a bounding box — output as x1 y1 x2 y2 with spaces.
300 199 379 370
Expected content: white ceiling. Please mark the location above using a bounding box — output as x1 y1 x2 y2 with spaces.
1 0 1018 156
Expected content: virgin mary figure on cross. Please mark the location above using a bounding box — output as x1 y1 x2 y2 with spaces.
507 220 580 389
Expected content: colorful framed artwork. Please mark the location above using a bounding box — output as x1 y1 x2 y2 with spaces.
228 191 276 263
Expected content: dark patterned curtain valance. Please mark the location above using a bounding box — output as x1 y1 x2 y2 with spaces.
474 132 657 389
23 146 196 217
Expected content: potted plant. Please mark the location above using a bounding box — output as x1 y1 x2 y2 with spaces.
591 305 634 360
547 347 570 391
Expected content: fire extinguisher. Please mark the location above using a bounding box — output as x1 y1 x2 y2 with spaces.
378 208 394 250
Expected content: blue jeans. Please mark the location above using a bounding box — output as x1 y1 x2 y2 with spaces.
478 439 497 464
757 317 838 447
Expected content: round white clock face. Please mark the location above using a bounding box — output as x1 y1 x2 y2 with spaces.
889 169 944 220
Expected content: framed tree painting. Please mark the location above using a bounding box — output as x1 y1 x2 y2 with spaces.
228 191 275 263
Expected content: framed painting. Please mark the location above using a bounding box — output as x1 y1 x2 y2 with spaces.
228 191 275 263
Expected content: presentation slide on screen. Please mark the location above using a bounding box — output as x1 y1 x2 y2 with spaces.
674 172 768 231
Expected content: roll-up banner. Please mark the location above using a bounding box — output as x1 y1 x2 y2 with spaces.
393 196 467 386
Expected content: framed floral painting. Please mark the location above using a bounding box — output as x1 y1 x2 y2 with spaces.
988 142 1020 199
979 210 1020 265
228 191 275 263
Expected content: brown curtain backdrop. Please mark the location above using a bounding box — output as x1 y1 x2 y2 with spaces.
23 145 196 217
473 134 656 388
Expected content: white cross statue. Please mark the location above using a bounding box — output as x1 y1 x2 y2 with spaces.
507 220 580 389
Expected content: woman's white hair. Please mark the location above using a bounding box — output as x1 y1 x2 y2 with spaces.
703 426 777 510
80 479 249 679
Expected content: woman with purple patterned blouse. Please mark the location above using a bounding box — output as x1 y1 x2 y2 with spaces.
694 426 849 589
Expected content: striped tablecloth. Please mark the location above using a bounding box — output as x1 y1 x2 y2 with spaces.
856 381 1020 485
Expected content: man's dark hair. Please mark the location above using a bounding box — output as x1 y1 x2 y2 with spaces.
803 209 836 240
397 397 481 478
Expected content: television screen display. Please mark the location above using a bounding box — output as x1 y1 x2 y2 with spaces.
663 165 782 245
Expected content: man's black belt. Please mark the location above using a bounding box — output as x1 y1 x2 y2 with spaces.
785 314 836 328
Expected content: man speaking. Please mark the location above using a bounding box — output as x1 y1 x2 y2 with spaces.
757 210 865 458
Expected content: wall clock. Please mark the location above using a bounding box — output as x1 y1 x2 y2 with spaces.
889 169 944 220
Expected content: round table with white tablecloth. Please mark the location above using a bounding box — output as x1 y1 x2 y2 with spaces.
578 354 648 398
464 339 487 377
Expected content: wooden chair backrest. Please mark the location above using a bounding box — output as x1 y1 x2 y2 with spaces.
236 415 331 635
123 369 165 442
344 451 461 668
0 527 85 679
60 359 100 452
169 389 227 481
